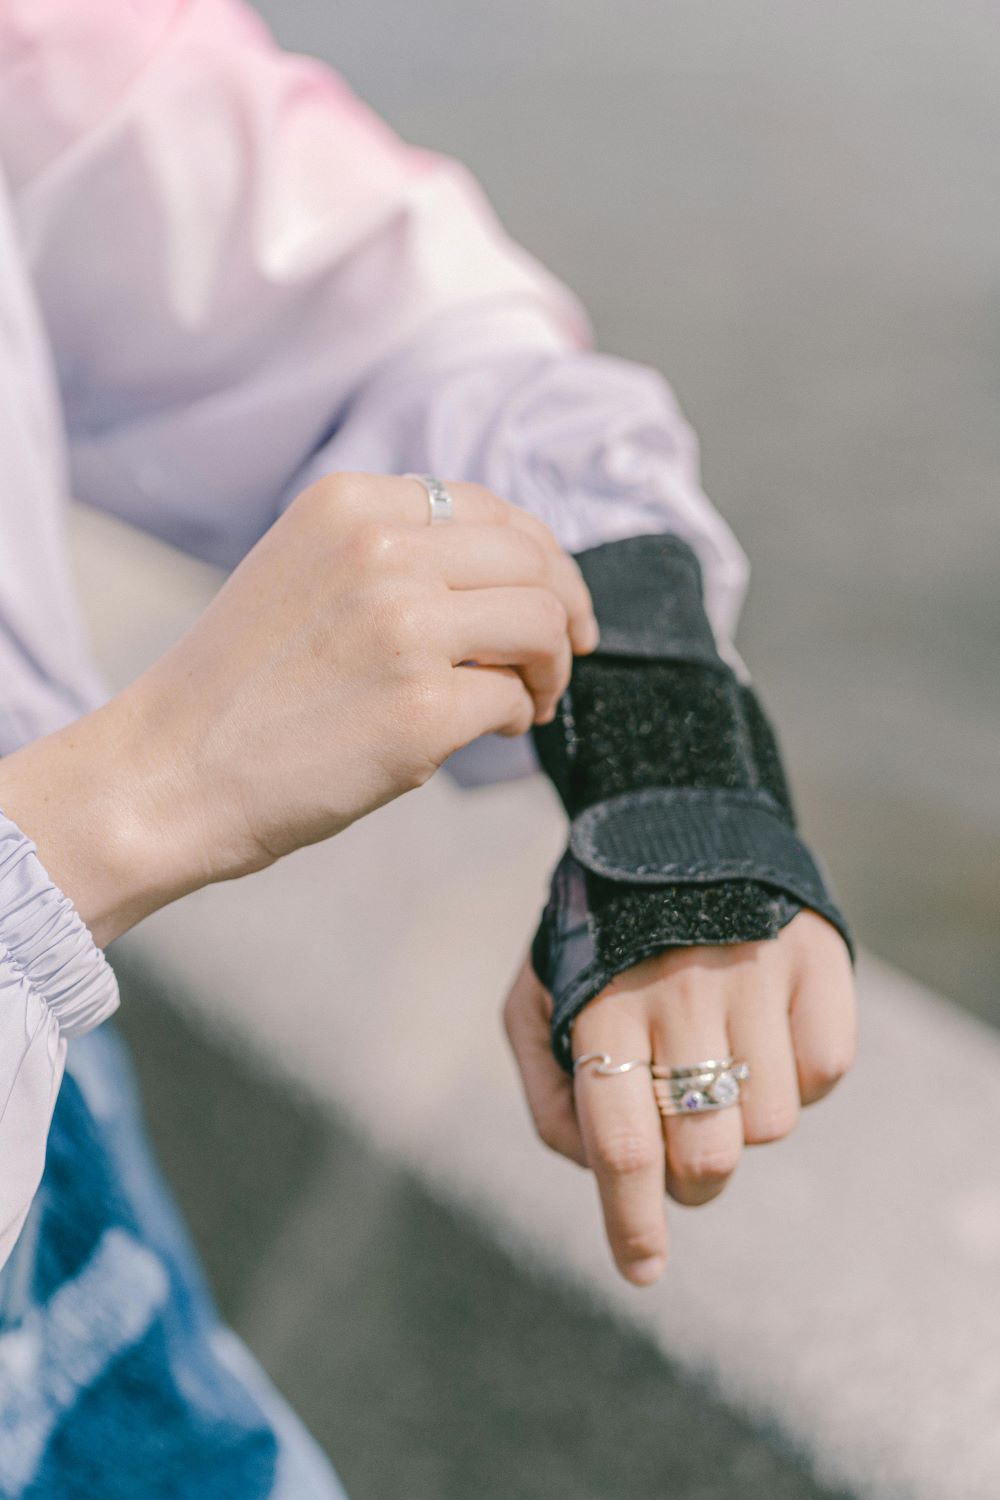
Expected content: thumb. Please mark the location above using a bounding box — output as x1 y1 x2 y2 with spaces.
503 954 587 1168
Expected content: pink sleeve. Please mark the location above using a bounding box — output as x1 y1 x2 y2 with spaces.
0 0 584 562
0 0 747 643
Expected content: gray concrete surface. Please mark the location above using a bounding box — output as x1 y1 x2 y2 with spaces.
113 956 852 1500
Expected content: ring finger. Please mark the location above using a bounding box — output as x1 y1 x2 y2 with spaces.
648 964 743 1207
417 523 596 656
448 586 573 722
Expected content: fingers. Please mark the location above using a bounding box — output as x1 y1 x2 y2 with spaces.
503 959 587 1167
495 506 598 656
644 954 743 1207
447 664 537 743
447 587 573 723
725 945 801 1146
571 994 666 1285
310 474 597 657
397 475 513 528
420 523 597 656
787 911 858 1105
411 478 598 656
326 472 513 529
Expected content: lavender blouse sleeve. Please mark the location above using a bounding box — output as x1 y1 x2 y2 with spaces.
294 300 750 653
2 0 748 650
0 812 120 1269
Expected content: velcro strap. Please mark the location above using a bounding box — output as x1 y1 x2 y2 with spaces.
570 786 849 940
575 534 722 665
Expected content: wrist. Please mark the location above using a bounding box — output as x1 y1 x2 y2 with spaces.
0 688 206 948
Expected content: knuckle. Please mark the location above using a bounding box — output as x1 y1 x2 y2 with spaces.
464 481 507 517
495 677 534 737
513 530 548 578
504 704 535 739
397 672 447 728
745 1103 799 1144
533 1109 566 1155
536 591 569 644
803 1047 855 1096
616 1228 666 1265
673 1146 740 1185
592 1129 659 1179
517 508 558 547
300 469 367 521
350 520 401 572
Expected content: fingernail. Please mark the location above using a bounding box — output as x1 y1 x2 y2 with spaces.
625 1255 666 1286
582 618 600 652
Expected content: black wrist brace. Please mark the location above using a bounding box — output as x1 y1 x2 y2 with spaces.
531 534 853 1072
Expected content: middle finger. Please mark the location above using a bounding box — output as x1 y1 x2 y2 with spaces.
398 478 598 654
418 523 597 656
648 963 743 1207
447 586 573 723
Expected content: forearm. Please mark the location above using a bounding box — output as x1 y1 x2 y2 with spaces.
0 685 201 949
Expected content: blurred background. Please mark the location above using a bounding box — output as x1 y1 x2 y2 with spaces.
69 2 999 1497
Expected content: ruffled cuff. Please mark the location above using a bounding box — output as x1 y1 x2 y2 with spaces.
0 810 120 1039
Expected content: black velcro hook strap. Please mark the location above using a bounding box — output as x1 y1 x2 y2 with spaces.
570 786 850 937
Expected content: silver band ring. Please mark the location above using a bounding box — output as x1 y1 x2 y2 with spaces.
405 472 454 524
652 1059 750 1117
573 1052 651 1078
651 1058 738 1080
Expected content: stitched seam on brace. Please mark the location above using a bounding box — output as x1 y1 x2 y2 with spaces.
570 787 819 885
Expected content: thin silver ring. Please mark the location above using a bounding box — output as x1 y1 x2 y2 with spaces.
651 1057 735 1080
573 1052 651 1078
404 472 454 524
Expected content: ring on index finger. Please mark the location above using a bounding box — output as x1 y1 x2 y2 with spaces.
405 472 455 524
573 1052 652 1078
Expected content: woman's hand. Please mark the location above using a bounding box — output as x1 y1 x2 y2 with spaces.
504 910 857 1285
0 472 596 945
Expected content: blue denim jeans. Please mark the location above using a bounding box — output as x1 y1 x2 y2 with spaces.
0 1026 348 1499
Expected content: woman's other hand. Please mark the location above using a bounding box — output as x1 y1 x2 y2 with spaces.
0 472 596 944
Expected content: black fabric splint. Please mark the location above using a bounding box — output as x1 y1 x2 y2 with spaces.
531 533 853 1072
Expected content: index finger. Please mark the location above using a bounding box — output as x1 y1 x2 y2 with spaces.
401 477 598 656
571 998 666 1285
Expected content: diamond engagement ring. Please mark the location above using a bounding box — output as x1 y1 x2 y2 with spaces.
652 1058 750 1116
405 472 454 524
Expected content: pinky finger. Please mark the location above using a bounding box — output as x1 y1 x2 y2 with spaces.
788 915 858 1106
